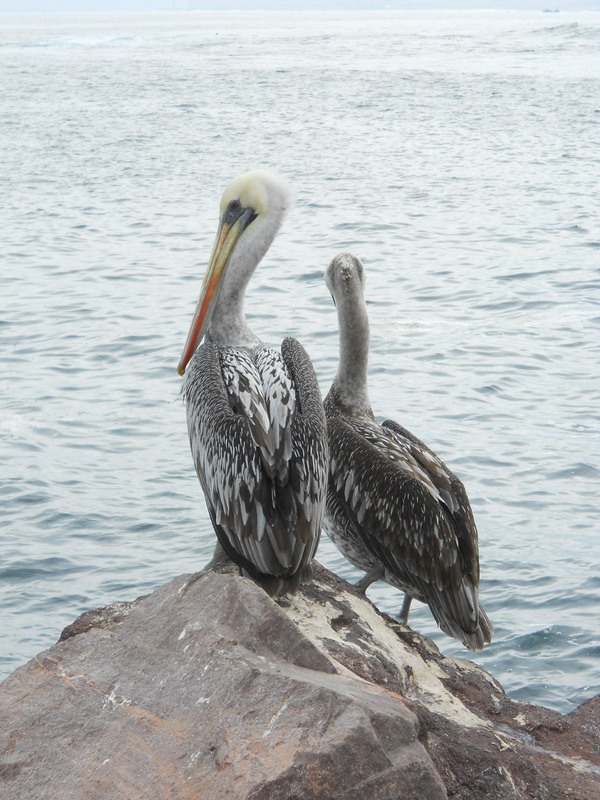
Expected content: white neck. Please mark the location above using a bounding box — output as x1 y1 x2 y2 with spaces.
207 262 260 348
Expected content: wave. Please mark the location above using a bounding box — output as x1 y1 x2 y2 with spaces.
532 21 600 42
0 35 156 50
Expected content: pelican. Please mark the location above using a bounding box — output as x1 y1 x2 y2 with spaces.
178 170 328 595
324 253 492 650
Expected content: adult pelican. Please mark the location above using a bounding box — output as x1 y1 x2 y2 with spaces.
178 171 328 595
324 253 492 650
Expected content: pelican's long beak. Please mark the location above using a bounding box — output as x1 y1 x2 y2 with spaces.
177 207 256 376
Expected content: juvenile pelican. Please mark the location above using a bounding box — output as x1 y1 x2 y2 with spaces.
178 171 328 595
324 253 492 650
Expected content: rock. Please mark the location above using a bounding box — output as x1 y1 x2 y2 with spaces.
0 564 598 800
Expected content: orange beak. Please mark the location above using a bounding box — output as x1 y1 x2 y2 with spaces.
177 207 256 376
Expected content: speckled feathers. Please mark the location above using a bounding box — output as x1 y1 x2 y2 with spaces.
184 338 327 594
324 253 492 650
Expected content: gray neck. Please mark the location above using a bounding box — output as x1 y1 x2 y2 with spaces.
207 275 260 349
334 289 371 413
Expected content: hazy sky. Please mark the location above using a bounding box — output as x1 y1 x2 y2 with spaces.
0 1 598 12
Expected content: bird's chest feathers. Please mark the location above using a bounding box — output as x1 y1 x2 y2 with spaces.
220 347 296 476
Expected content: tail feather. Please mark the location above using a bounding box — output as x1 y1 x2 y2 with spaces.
433 601 493 652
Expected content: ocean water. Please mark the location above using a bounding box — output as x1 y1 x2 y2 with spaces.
1 10 598 714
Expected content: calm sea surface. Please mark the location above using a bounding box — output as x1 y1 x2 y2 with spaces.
1 10 598 713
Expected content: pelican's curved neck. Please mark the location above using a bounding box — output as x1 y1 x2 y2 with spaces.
207 260 260 349
333 288 371 413
205 178 288 350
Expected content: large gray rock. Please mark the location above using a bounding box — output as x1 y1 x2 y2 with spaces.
0 566 444 800
0 564 598 799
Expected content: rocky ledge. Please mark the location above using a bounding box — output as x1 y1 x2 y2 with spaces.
1 564 598 800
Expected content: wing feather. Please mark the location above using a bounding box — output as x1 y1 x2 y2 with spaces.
184 338 326 585
381 418 480 583
282 338 329 551
325 411 490 640
328 416 463 588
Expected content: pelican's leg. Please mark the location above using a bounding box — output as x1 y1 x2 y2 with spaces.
399 594 412 625
354 565 384 593
180 541 233 597
204 540 232 570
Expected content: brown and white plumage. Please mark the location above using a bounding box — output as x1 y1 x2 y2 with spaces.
324 252 492 650
178 171 328 594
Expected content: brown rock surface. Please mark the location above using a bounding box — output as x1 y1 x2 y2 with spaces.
1 563 598 800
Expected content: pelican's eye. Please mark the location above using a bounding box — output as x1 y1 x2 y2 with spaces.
222 198 244 226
